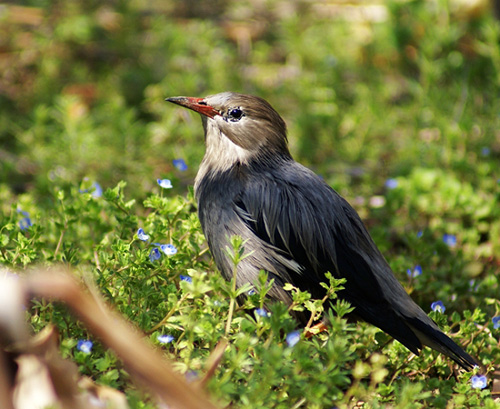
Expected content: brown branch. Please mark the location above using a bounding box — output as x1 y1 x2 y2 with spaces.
25 269 220 409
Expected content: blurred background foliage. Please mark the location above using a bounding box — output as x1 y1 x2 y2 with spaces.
1 0 499 282
1 0 500 407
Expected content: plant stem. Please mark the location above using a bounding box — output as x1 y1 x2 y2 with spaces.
225 264 238 337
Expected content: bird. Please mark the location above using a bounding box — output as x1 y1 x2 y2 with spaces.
166 91 478 371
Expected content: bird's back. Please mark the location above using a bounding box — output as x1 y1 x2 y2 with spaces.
195 156 477 370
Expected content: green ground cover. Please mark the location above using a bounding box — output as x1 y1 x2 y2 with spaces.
1 1 499 407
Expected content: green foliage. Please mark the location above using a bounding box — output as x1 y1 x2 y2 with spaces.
1 0 500 407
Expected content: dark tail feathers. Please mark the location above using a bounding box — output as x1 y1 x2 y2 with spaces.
407 318 478 371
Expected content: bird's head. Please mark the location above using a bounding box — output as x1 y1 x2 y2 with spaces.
166 92 290 168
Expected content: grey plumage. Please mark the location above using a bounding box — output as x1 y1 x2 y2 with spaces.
166 92 478 371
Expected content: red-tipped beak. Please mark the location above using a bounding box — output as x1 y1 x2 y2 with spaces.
165 96 219 119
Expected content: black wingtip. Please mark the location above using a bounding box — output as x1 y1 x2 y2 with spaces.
404 317 479 371
452 349 479 372
432 333 479 371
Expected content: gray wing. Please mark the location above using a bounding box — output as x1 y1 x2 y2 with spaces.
235 162 426 352
199 162 477 369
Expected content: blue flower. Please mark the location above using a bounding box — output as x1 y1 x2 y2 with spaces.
160 244 177 256
79 180 102 198
185 370 198 382
157 179 173 189
407 265 422 278
19 217 32 230
17 210 32 231
385 178 398 189
77 339 93 354
417 230 423 238
180 275 192 283
173 159 188 171
286 331 301 347
247 288 256 296
469 279 479 292
470 374 487 389
157 334 174 344
431 300 446 313
492 316 500 329
481 147 491 157
255 308 268 317
149 248 161 262
443 234 457 248
91 182 103 198
137 228 150 241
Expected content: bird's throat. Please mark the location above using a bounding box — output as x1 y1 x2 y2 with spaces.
202 121 256 169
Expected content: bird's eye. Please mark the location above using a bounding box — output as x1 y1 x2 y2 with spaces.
228 108 243 121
